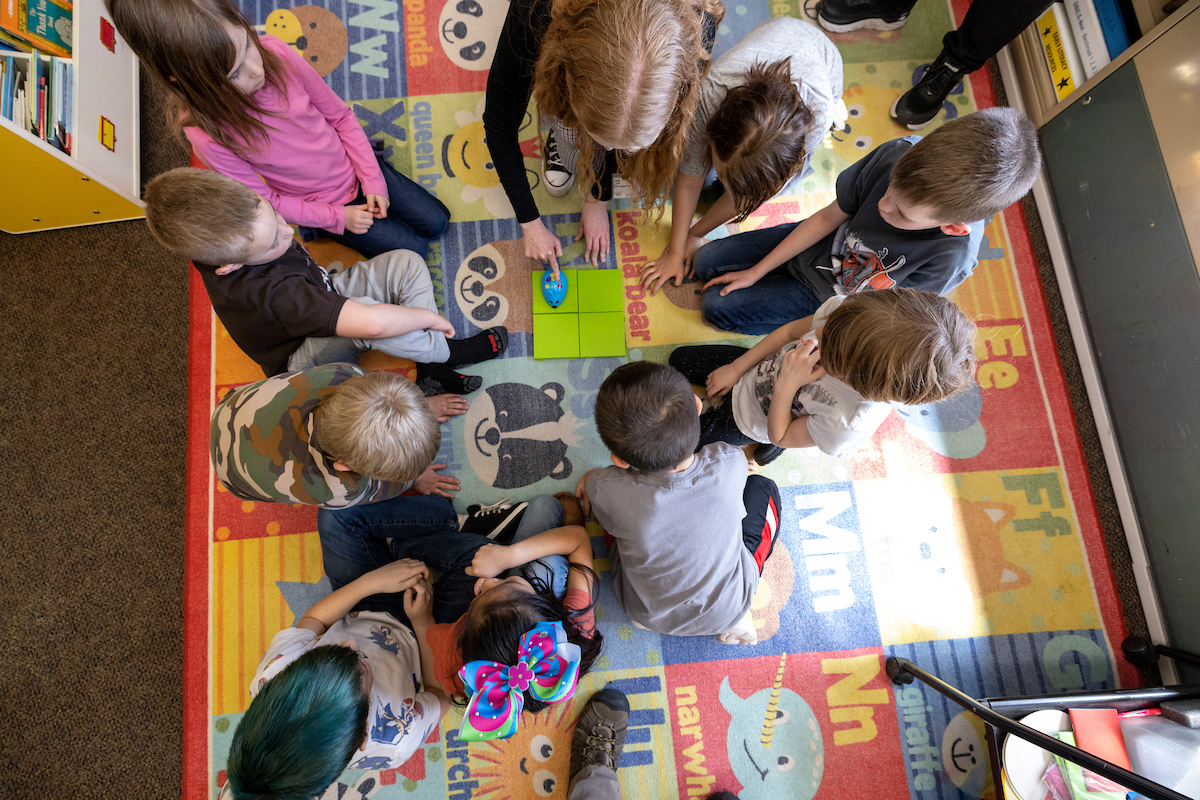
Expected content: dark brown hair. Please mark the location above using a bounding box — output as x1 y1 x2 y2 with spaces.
889 107 1041 224
820 288 977 405
143 167 262 263
106 0 286 155
594 361 700 472
707 58 815 222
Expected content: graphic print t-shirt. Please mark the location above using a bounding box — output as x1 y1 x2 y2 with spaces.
250 610 441 770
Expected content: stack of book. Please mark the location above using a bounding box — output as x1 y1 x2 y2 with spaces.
1 49 72 153
0 0 72 56
1009 0 1138 124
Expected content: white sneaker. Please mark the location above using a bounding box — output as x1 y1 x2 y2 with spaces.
543 129 575 197
715 610 758 645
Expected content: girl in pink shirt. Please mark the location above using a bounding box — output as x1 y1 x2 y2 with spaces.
110 0 449 260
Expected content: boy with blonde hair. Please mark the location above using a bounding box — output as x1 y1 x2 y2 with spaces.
211 363 459 509
576 361 781 645
145 168 506 397
670 287 977 463
691 107 1040 334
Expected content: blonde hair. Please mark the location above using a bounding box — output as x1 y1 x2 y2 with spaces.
889 107 1041 224
144 167 262 264
534 0 723 214
105 0 287 156
820 288 976 405
316 372 440 484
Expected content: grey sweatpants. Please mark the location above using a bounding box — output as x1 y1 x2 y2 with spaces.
568 766 621 800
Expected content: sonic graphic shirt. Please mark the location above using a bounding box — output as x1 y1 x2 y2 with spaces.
788 136 984 301
249 610 441 769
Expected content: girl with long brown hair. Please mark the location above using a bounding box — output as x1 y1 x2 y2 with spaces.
484 0 722 272
107 0 450 260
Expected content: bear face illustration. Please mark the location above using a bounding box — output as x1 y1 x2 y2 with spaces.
439 0 510 71
454 240 535 333
464 382 579 488
261 6 348 76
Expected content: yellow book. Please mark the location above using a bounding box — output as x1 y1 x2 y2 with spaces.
1037 4 1082 101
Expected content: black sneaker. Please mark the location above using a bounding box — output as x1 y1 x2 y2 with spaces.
891 52 965 130
543 129 575 197
816 0 911 32
459 498 529 542
569 688 629 788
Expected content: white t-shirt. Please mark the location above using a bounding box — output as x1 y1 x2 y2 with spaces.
250 610 441 771
730 295 893 457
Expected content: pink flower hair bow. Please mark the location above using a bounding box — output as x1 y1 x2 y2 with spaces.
458 621 582 741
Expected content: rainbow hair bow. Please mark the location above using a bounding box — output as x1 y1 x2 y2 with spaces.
458 621 582 741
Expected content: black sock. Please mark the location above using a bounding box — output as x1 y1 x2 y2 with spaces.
444 326 507 368
416 363 482 395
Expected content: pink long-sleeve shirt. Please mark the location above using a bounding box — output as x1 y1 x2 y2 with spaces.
185 35 386 234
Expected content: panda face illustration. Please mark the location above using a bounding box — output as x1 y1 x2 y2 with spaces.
464 382 578 488
439 0 510 71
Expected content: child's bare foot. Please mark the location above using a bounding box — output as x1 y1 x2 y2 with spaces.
554 491 585 525
426 393 469 422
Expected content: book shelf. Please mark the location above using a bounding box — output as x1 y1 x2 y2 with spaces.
0 0 142 233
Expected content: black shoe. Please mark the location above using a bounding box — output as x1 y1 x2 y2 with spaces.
543 129 575 197
816 0 911 32
569 688 629 788
459 498 529 542
890 52 965 130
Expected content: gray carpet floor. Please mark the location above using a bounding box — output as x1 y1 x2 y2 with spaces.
0 64 1153 799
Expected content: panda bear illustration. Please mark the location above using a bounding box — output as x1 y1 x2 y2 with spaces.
464 382 581 489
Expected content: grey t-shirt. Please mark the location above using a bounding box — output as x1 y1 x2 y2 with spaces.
680 16 843 179
586 442 758 636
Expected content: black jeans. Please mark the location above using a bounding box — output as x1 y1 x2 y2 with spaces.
668 345 786 466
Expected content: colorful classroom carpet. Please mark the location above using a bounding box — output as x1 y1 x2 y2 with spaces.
182 0 1141 797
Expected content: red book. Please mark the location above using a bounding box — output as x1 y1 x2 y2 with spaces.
1069 708 1133 793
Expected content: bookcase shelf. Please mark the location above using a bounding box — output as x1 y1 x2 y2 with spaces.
0 0 142 233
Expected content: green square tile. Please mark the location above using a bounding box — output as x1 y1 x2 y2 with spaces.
531 269 577 314
576 269 624 313
533 314 580 359
578 312 627 358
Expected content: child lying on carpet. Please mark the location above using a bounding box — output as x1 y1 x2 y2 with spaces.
315 493 603 713
109 0 449 262
210 364 462 509
690 107 1042 335
144 167 506 394
576 361 780 645
222 558 449 800
669 287 977 464
641 16 844 295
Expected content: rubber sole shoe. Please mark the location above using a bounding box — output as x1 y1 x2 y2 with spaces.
816 0 909 32
889 54 964 130
459 499 529 542
543 129 576 197
569 688 629 787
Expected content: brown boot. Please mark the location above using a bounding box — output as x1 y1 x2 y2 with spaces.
568 688 629 788
554 491 585 526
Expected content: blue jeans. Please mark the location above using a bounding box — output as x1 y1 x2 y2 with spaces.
316 495 568 625
326 152 451 260
691 222 826 335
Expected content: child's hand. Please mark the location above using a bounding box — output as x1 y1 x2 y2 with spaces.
703 268 759 296
345 205 376 234
414 463 460 497
706 363 743 399
466 544 512 579
521 218 563 277
578 197 610 266
574 468 600 519
403 578 435 627
364 193 390 219
368 558 430 594
427 313 456 338
777 339 825 388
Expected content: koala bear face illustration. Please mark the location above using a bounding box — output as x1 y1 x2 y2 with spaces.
439 0 510 71
453 240 535 333
464 382 577 488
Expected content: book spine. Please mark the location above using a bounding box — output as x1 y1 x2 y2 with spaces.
1067 0 1110 76
1092 0 1133 58
1038 4 1083 101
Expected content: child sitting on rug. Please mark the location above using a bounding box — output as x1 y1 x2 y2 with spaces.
144 168 505 393
690 107 1041 334
211 364 461 509
223 559 449 800
669 287 977 464
575 361 781 645
641 16 843 295
314 493 603 717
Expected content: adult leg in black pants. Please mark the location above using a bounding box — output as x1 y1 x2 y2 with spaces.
815 0 1052 128
667 347 786 466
